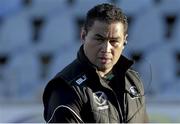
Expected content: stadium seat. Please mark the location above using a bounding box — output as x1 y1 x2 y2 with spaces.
158 0 180 15
26 0 68 17
143 43 175 96
36 11 76 54
116 0 153 15
4 48 41 101
0 12 31 53
72 0 108 16
49 42 80 78
128 6 164 51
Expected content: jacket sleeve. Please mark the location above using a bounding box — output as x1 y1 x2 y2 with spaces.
43 79 84 123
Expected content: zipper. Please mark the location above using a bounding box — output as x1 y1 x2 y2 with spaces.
110 89 125 122
101 82 125 123
96 73 125 122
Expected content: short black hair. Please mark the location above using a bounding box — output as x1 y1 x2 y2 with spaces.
84 3 128 35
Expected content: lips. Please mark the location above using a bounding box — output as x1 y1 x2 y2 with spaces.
99 57 111 64
99 57 110 60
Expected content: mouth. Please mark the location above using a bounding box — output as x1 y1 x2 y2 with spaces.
99 57 111 64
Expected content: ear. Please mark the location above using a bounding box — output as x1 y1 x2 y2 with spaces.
123 34 128 47
122 34 128 49
125 34 128 41
80 27 86 43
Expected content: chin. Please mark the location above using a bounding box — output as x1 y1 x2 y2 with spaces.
98 64 112 71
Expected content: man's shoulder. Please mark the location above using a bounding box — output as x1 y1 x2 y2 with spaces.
44 59 86 95
127 68 141 81
126 68 144 93
54 59 86 84
43 59 84 107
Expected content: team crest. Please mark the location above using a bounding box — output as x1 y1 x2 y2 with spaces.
93 91 109 110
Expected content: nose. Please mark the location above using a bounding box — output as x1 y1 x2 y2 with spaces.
101 41 112 53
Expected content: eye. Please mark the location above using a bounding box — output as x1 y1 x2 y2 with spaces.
110 39 118 43
95 37 104 42
110 40 120 46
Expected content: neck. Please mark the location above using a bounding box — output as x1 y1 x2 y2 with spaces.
97 68 112 77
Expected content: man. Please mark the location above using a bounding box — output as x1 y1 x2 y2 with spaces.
43 3 148 123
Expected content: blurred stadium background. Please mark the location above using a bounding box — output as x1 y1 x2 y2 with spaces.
0 0 180 123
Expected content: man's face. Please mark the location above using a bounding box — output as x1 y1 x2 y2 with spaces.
82 20 127 72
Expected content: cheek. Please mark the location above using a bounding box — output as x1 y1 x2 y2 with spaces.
90 46 100 58
84 41 100 60
113 47 123 60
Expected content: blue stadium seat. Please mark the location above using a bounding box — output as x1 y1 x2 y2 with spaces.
158 0 180 14
0 0 22 16
3 48 41 101
0 12 31 53
49 42 80 78
128 6 164 52
171 14 180 48
142 44 175 96
116 0 153 15
36 11 75 54
26 0 68 17
72 0 108 16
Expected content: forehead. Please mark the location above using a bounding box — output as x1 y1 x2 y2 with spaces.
89 20 125 36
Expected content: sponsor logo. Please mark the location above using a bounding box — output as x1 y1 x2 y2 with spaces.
75 74 87 85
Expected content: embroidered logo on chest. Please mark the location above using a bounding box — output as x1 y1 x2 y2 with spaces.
93 91 109 110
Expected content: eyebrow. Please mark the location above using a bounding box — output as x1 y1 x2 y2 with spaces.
94 34 120 40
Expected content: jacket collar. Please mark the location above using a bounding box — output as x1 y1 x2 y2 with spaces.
77 45 134 74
